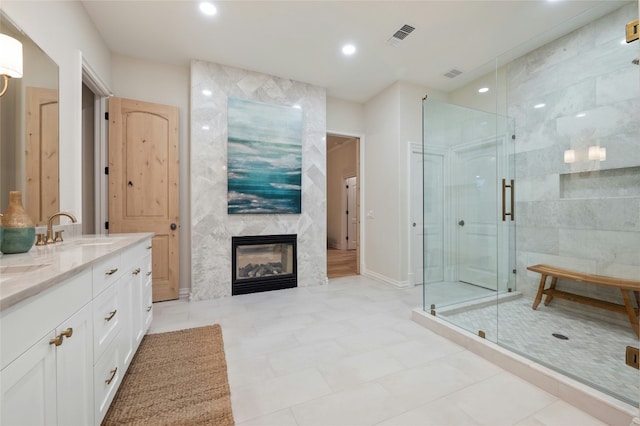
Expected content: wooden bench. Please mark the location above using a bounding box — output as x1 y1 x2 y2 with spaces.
527 264 640 337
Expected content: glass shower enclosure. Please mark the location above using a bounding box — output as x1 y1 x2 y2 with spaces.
422 1 639 408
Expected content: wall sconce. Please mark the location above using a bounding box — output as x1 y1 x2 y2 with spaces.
588 146 606 161
564 149 576 163
0 33 23 97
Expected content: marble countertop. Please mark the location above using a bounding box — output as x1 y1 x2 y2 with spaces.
0 233 153 312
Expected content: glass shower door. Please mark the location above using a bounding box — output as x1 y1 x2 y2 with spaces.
422 98 515 341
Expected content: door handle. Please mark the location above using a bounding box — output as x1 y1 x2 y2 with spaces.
458 220 465 227
502 179 515 221
170 223 177 230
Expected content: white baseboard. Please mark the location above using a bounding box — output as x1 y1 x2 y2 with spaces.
362 270 411 288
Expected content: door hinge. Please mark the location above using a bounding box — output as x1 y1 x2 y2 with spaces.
626 346 639 369
346 210 349 215
512 134 516 140
105 221 109 230
104 166 109 175
346 236 349 240
105 112 109 120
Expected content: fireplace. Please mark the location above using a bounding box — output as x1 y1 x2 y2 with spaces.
231 234 297 295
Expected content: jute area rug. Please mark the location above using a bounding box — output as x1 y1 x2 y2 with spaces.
102 324 234 426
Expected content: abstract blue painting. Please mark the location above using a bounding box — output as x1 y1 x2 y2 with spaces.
227 98 303 214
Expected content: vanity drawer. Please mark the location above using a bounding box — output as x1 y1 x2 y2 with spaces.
92 253 124 296
93 280 122 363
94 336 122 425
0 269 92 370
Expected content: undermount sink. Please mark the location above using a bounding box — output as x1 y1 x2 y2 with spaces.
66 238 116 246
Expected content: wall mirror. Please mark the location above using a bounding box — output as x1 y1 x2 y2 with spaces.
0 12 59 225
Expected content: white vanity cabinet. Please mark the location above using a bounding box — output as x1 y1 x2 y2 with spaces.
0 234 154 426
0 270 94 426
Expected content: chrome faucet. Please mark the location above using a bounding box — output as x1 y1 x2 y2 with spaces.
46 212 77 244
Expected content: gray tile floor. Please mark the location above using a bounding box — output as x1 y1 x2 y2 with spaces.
150 275 614 425
439 295 639 405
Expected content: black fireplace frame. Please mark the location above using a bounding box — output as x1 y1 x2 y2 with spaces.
231 234 297 296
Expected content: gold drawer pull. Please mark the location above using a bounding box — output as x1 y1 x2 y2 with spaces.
146 245 152 250
49 327 74 346
105 367 118 385
146 271 152 276
105 310 117 321
146 306 152 312
49 335 63 346
105 268 118 276
132 268 141 276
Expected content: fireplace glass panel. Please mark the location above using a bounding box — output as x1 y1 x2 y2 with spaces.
236 243 294 280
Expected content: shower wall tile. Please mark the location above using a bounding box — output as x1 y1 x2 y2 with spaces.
558 228 640 269
515 174 559 202
190 60 327 301
509 3 640 312
515 226 559 255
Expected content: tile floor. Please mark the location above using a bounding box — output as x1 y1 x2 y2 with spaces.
149 275 612 425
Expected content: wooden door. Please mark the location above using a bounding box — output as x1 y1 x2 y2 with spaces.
108 97 179 301
25 87 59 224
345 176 357 250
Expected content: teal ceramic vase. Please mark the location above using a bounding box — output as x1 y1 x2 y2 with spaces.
1 191 36 254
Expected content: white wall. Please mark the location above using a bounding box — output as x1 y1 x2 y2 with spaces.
327 96 365 135
361 81 448 287
3 1 111 220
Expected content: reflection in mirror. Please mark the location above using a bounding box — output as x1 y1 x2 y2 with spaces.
0 12 59 225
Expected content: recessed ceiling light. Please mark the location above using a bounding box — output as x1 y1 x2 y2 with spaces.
202 89 212 96
534 103 546 109
199 2 217 16
478 87 489 93
342 44 356 56
576 112 586 118
202 125 210 130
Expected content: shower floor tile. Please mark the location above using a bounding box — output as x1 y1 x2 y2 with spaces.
439 296 639 404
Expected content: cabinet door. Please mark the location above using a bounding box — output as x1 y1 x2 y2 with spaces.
56 302 93 426
142 251 153 335
1 332 57 425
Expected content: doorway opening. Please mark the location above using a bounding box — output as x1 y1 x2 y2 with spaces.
326 133 360 279
81 58 111 236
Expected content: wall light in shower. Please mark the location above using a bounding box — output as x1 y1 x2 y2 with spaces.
588 146 606 161
564 149 576 163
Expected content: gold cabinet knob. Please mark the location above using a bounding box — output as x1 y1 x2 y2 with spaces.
61 328 73 339
132 268 141 276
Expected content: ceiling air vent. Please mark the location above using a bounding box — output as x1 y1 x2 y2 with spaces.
444 69 463 78
387 24 415 47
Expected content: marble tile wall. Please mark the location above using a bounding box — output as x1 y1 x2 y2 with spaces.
190 60 327 301
508 4 640 314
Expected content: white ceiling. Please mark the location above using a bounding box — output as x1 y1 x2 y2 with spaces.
81 1 632 103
